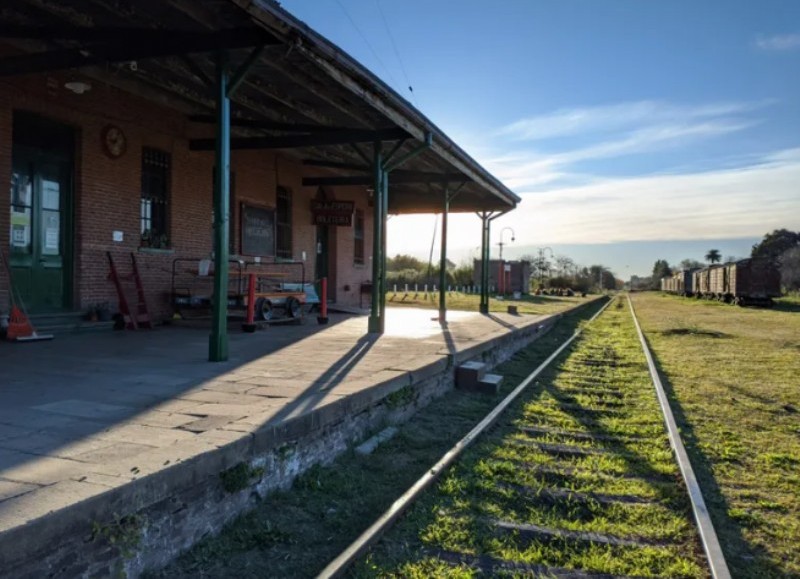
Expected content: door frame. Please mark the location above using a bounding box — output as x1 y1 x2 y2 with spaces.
10 111 76 312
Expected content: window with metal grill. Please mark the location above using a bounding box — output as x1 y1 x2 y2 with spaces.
354 209 365 265
276 186 292 259
140 148 171 248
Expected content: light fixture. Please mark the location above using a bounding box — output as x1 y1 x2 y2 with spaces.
64 80 92 95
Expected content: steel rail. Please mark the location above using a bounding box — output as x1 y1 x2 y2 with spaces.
628 295 732 579
316 298 613 579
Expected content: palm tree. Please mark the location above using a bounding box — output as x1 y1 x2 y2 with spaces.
705 249 721 264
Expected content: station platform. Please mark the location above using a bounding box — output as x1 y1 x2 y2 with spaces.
0 303 584 577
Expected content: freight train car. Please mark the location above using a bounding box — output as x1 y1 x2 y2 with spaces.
719 258 781 306
660 269 699 296
683 259 780 306
692 266 718 298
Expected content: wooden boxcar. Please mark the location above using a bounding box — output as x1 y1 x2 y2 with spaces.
692 267 716 298
661 269 698 296
721 258 781 306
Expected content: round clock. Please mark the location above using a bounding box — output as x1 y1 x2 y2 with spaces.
101 124 127 159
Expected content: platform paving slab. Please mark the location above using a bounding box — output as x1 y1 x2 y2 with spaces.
0 303 590 576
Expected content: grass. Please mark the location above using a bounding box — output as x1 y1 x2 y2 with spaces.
386 290 591 316
630 292 800 578
357 296 705 577
147 300 604 578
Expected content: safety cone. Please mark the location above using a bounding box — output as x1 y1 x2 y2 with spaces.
7 306 33 340
6 305 52 342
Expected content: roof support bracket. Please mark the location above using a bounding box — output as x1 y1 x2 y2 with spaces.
383 132 432 172
228 44 267 98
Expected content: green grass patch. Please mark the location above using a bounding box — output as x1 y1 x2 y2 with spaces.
359 297 705 577
632 292 800 578
386 290 592 316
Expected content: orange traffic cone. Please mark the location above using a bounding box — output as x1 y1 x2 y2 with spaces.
6 306 34 341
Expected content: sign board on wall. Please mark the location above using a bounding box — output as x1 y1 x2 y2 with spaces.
310 199 354 227
240 203 275 256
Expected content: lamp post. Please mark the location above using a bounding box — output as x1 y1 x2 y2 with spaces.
497 227 515 295
536 246 553 289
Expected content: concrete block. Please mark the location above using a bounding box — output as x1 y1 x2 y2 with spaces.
478 373 503 395
455 360 486 390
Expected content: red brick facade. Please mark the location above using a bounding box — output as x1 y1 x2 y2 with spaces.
0 72 373 321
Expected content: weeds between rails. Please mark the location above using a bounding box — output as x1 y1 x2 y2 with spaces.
354 296 707 578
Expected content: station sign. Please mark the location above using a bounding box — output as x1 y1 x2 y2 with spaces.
310 200 355 226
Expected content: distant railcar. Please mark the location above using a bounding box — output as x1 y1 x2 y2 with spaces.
683 259 780 306
721 258 781 306
660 269 698 296
692 267 715 298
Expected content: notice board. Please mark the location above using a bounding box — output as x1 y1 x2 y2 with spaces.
240 203 275 257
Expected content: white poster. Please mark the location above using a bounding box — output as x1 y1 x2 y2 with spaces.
11 225 28 247
45 228 59 251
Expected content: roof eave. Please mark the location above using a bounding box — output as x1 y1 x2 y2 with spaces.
229 0 519 209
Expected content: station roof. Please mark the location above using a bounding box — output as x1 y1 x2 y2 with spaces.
0 0 519 215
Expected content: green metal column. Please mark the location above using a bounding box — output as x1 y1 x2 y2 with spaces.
209 50 231 362
368 141 383 333
378 168 389 332
480 214 490 314
438 188 449 322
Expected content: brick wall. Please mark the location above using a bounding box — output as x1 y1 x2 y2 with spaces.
0 72 372 320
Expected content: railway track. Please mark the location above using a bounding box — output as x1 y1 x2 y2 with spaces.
319 296 731 578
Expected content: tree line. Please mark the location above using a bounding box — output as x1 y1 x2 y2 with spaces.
386 253 620 293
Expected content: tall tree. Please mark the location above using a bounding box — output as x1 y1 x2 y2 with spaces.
751 229 800 263
651 259 672 289
705 249 721 264
652 259 672 279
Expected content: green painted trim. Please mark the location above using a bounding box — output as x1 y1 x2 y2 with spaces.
209 50 231 362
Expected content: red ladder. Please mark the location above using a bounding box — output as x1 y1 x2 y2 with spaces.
107 252 152 329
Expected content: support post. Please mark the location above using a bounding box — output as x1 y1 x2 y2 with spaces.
367 132 432 335
378 166 389 332
368 141 383 333
318 277 329 324
242 273 256 333
209 50 230 362
480 213 490 314
438 187 449 322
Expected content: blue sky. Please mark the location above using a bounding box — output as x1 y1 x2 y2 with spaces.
282 1 800 277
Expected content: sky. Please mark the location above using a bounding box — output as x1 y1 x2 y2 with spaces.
281 0 800 278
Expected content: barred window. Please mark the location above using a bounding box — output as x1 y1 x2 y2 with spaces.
276 186 292 259
354 209 365 265
140 148 170 247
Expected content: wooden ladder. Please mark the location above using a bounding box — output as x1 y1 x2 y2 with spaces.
107 252 152 329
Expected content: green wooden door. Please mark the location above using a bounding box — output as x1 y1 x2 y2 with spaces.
9 147 72 312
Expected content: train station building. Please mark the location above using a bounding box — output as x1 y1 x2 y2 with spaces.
0 2 540 576
0 0 519 360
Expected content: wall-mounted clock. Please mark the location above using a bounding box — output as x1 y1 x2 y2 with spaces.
101 124 127 159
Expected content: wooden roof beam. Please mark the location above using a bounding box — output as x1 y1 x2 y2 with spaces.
0 27 279 76
189 127 410 151
303 171 469 186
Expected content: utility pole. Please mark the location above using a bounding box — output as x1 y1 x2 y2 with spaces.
536 246 553 288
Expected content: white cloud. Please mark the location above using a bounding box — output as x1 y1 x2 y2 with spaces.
387 148 800 261
497 147 800 245
482 119 756 190
755 33 800 52
497 100 768 141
